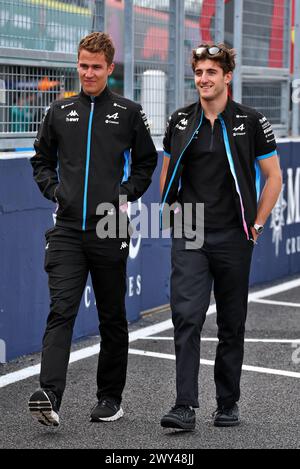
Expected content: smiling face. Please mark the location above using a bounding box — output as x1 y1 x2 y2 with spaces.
77 49 114 96
194 59 232 103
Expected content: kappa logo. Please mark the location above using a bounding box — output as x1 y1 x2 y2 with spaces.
105 112 119 124
176 118 188 131
66 109 79 122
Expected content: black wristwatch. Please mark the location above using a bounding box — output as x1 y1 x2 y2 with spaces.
253 223 264 235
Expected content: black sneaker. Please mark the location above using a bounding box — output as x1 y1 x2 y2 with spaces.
28 389 59 427
90 398 124 422
213 403 240 427
161 405 196 430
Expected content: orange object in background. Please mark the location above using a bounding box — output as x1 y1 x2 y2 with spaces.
38 77 60 91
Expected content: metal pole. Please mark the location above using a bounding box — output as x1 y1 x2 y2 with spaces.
92 0 105 32
215 0 225 44
175 0 185 109
168 0 176 115
233 0 243 103
124 0 134 100
292 0 300 136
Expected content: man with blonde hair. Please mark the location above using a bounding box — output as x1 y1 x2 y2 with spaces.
29 32 157 426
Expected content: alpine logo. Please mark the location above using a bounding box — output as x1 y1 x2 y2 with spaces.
66 110 79 122
233 124 245 132
105 112 119 124
233 123 246 137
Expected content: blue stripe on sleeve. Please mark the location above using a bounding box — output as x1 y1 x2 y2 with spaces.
256 150 277 160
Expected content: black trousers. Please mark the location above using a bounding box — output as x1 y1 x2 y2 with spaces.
40 226 129 406
171 227 254 408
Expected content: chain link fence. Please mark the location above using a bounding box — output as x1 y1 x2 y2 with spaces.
0 0 297 147
184 0 218 105
0 0 98 53
239 0 291 136
133 0 170 135
0 64 78 135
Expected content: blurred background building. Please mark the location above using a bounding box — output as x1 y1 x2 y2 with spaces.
0 0 299 149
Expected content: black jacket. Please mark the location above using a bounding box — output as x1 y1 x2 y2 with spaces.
31 87 158 230
161 98 277 238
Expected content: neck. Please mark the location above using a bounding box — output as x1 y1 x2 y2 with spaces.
83 84 107 97
200 91 228 121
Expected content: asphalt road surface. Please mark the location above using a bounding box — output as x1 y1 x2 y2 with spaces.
1 276 300 450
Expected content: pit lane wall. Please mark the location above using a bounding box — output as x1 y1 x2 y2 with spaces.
0 140 299 361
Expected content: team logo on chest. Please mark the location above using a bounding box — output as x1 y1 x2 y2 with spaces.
233 123 246 137
105 112 119 125
66 110 79 122
176 118 188 131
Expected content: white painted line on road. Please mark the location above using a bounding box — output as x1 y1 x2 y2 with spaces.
252 299 300 308
0 277 299 389
0 319 177 389
0 364 41 388
129 349 300 379
139 337 300 344
248 277 300 301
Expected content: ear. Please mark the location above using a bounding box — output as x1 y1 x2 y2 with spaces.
108 62 115 76
225 71 233 85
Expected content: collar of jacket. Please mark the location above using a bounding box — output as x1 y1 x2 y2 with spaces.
79 86 112 104
179 97 234 149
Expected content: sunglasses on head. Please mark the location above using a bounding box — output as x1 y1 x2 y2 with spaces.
193 45 226 57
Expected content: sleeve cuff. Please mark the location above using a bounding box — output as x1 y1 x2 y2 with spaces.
256 150 277 161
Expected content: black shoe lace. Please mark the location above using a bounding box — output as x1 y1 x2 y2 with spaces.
212 405 235 418
99 398 119 410
171 405 193 417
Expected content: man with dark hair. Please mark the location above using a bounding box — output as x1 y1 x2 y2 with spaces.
160 44 282 430
28 32 157 426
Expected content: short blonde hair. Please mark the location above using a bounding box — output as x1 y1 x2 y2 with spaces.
78 32 115 65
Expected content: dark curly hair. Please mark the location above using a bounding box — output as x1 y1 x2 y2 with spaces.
191 43 236 74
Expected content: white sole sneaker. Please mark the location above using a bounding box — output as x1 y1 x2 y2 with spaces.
28 390 59 427
91 407 124 422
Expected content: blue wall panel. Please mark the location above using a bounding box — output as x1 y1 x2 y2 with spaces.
0 141 299 361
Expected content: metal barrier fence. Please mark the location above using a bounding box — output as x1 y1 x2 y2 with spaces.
236 0 292 137
0 0 101 53
0 0 298 147
0 64 78 135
